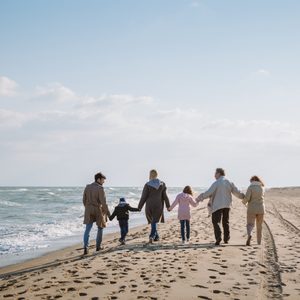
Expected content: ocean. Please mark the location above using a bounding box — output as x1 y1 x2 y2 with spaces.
0 186 205 267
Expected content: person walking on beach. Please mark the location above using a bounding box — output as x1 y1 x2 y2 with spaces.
109 197 140 245
82 172 111 255
242 176 265 246
196 168 244 245
138 169 170 243
168 186 198 244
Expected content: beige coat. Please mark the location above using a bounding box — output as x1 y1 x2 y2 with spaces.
242 181 265 214
83 182 111 228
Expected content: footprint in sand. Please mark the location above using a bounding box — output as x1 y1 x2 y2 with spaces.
192 284 208 289
91 281 104 285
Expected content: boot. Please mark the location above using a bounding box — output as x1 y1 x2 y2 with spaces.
96 245 103 251
246 235 252 246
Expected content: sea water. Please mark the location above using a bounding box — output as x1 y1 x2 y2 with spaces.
0 186 205 267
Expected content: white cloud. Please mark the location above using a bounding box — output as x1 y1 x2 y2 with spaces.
1 81 300 186
35 83 77 102
0 76 18 97
0 109 30 128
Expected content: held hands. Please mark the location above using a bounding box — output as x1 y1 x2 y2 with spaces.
196 193 204 203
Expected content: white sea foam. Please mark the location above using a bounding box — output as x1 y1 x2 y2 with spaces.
0 199 22 207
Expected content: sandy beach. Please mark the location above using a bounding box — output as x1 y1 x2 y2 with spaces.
0 187 299 300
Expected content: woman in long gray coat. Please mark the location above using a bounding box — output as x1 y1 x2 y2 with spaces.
138 169 170 243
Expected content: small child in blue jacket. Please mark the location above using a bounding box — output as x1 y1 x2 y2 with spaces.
109 198 140 245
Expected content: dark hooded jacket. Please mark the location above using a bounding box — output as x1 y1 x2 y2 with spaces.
138 179 170 223
109 203 140 221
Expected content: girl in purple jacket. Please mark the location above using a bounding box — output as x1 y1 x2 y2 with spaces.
168 186 198 244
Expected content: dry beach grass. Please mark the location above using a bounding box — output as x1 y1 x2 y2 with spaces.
0 188 299 299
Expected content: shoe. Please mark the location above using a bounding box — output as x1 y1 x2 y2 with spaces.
83 247 88 255
120 240 125 245
182 240 186 245
187 239 190 244
149 237 154 244
246 235 252 246
215 240 221 246
96 245 104 251
154 236 160 242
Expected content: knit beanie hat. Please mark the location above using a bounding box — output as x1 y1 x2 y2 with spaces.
119 197 126 204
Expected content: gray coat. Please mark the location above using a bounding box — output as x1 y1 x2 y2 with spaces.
138 179 170 223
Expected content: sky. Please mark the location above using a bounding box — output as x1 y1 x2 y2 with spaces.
0 0 300 187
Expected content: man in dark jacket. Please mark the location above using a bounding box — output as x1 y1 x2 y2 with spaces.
109 198 140 244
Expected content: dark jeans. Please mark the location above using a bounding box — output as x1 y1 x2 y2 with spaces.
119 219 129 241
83 223 103 248
212 208 230 242
180 220 190 241
149 222 159 239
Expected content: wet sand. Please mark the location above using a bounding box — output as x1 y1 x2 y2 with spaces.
0 187 299 299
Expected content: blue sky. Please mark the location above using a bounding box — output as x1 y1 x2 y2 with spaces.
1 0 300 187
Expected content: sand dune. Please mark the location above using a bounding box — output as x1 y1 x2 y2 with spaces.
0 188 299 299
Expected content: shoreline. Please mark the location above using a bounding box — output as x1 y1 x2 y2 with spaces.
0 221 151 278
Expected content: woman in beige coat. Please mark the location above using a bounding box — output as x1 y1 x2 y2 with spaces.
242 176 265 246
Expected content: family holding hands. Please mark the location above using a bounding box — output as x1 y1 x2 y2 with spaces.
82 168 265 255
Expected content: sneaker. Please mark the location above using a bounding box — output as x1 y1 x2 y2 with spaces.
246 235 252 246
83 247 88 255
